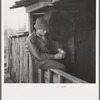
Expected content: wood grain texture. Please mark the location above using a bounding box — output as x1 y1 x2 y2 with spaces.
57 74 63 83
23 36 29 82
8 37 12 79
38 68 44 83
74 30 95 82
28 53 33 83
51 69 87 83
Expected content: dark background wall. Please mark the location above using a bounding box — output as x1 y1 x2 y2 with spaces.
54 0 95 83
32 0 96 82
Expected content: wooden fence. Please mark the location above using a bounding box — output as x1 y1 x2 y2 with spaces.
8 32 87 83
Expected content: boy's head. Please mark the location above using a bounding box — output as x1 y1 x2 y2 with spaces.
34 17 48 36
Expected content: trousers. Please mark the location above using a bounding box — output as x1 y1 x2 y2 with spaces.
35 59 66 71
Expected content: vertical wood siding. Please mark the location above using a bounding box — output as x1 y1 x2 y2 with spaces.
74 30 95 82
8 33 30 83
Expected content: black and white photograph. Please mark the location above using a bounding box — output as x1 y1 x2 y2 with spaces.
2 0 99 100
4 0 96 83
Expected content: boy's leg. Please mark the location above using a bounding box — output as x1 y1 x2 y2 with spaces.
40 60 66 71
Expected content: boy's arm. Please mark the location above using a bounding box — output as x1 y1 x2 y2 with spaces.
26 34 55 61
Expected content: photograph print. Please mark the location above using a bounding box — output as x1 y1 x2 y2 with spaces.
4 0 96 83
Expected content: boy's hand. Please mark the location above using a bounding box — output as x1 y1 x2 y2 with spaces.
54 53 64 59
58 48 66 57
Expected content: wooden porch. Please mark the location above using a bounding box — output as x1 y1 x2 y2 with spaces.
7 32 87 83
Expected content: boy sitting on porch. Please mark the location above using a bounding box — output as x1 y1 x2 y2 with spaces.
26 17 66 71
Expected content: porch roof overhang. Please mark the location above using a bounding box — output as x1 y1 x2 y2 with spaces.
10 0 39 9
10 0 60 9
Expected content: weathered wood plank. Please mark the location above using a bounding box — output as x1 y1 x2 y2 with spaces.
53 73 58 83
42 69 53 83
51 69 87 83
12 38 15 82
15 38 18 82
57 75 63 83
44 69 53 83
15 38 19 82
44 69 48 83
26 0 60 13
24 37 29 83
8 37 12 79
22 36 29 83
17 37 20 82
38 68 44 83
47 70 53 83
22 37 27 83
12 38 17 82
28 13 32 34
74 30 95 82
10 38 14 81
22 37 25 82
28 53 34 83
47 70 51 83
10 32 29 38
19 37 24 82
9 33 30 83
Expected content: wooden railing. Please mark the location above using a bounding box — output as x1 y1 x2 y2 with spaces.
8 32 87 83
37 69 87 83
